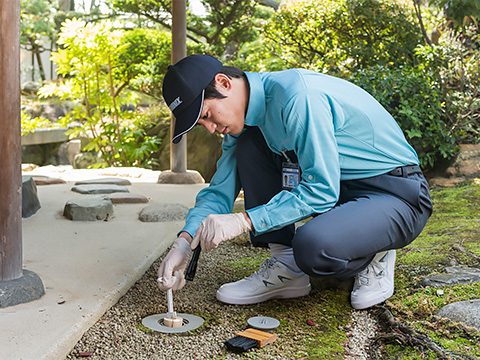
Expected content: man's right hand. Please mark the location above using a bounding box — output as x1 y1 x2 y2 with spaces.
157 235 192 291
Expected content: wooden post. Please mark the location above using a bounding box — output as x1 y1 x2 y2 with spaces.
170 0 187 173
158 0 204 184
0 0 23 282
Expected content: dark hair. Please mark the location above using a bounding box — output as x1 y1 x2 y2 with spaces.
204 65 246 100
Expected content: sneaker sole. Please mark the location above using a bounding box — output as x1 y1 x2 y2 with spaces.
350 286 394 309
216 284 312 305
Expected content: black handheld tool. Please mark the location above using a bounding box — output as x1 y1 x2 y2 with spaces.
185 246 201 281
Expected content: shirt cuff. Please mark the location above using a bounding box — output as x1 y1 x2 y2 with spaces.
246 205 272 235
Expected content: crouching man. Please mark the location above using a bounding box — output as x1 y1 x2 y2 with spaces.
157 54 433 309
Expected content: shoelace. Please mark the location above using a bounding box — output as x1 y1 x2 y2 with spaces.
355 260 386 288
247 258 277 280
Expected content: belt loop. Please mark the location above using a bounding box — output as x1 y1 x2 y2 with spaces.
401 166 407 178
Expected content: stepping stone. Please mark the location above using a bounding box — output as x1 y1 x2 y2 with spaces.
417 266 480 288
71 184 129 194
22 176 41 218
31 175 66 185
108 193 149 204
63 195 114 221
437 299 480 331
74 177 132 186
139 204 189 222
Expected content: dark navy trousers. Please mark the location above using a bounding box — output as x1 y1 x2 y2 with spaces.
236 127 433 280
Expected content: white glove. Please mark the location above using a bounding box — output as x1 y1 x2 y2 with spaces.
157 237 192 291
191 213 252 252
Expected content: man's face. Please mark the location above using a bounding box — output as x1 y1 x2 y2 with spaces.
197 74 246 137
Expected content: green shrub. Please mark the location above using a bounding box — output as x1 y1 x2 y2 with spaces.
120 28 172 100
349 65 459 168
21 111 54 136
264 0 423 75
38 18 161 168
415 34 480 144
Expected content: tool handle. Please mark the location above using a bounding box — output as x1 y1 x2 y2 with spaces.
166 289 174 314
185 246 201 281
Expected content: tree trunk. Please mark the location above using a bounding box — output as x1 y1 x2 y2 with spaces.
33 44 46 82
59 0 74 11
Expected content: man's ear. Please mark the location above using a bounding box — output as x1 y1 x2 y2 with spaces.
214 73 232 92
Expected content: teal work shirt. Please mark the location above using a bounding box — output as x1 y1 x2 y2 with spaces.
181 69 419 237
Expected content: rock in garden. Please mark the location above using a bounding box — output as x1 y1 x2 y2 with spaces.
138 204 189 222
31 175 66 185
446 144 480 178
74 177 132 186
21 81 42 95
436 299 480 331
71 184 129 194
108 193 149 204
157 170 205 184
22 176 41 218
73 152 100 169
417 266 480 288
63 195 113 221
41 103 66 121
58 140 82 165
0 269 45 308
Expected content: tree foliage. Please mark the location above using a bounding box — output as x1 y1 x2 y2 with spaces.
429 0 480 31
416 36 480 143
350 65 458 168
264 0 423 74
117 28 172 99
109 0 268 59
21 0 479 170
20 0 58 81
39 19 161 168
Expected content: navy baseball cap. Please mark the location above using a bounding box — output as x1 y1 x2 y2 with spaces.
162 54 223 144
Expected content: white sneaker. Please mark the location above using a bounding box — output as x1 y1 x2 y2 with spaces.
216 258 311 305
350 250 396 309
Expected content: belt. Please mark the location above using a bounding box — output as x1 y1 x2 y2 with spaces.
388 165 422 177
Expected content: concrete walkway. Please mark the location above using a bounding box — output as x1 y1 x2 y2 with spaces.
0 166 206 360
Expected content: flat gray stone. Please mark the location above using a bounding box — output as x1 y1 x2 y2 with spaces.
0 270 45 308
157 170 205 184
436 299 480 330
71 184 130 194
139 203 189 222
417 266 480 288
32 175 66 185
108 193 149 204
22 176 41 218
63 195 114 221
74 178 132 186
21 127 69 146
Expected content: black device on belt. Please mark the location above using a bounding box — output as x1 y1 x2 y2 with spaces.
388 165 422 177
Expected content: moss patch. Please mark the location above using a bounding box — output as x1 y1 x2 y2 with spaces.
218 180 480 359
223 235 352 359
379 179 480 359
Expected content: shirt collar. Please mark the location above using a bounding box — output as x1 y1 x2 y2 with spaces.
244 72 266 127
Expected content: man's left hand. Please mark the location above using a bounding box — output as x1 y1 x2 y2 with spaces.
191 213 252 251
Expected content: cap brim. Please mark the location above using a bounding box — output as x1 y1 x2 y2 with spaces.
171 90 204 144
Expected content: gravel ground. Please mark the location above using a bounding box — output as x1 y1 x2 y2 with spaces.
22 165 378 359
66 234 378 360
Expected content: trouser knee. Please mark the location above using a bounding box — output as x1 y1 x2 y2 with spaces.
292 225 350 278
292 222 375 280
